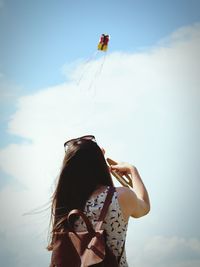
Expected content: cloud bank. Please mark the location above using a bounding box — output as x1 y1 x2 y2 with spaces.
129 235 200 267
0 23 200 266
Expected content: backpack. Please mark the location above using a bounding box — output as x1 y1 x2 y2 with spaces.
49 186 125 267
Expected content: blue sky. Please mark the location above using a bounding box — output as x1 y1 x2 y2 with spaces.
1 0 200 89
0 1 200 266
1 0 200 146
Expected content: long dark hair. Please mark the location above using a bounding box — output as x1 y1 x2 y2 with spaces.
47 138 113 250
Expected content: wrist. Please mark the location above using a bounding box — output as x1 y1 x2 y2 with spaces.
129 165 137 174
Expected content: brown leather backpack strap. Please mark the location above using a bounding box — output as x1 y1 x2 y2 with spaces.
53 187 115 233
53 209 95 234
68 209 96 235
95 186 115 231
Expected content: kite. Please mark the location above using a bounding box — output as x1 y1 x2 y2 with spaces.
77 34 109 87
98 34 110 52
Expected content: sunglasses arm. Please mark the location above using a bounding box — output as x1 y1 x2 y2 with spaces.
106 158 133 188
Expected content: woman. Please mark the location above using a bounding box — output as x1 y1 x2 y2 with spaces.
48 135 150 266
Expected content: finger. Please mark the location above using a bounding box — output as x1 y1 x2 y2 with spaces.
110 164 120 170
110 166 118 172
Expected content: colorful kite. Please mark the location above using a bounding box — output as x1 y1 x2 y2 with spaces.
98 34 110 52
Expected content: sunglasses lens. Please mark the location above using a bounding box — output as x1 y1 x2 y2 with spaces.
82 135 95 141
64 135 96 150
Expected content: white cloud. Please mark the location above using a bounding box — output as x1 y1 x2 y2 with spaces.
159 22 200 47
127 235 200 267
0 23 200 266
0 74 22 111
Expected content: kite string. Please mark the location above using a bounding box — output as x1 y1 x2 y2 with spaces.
97 52 106 78
88 52 107 94
76 51 98 86
87 53 107 125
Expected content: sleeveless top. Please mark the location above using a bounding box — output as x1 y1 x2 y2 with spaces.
74 186 129 267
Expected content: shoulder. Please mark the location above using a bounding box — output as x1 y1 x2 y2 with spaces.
115 186 150 219
115 186 136 222
115 186 136 201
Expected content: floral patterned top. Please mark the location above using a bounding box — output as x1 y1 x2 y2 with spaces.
74 186 129 267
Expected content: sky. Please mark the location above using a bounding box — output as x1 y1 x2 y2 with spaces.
0 0 200 266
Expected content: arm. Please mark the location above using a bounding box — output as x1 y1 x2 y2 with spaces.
111 163 150 218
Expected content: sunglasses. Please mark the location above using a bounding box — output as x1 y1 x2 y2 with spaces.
64 135 96 152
